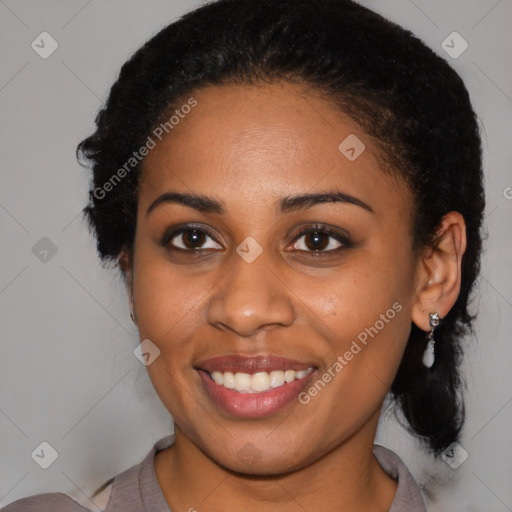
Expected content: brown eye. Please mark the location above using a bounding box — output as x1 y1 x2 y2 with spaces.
303 231 333 251
290 225 351 254
180 229 207 249
162 226 222 251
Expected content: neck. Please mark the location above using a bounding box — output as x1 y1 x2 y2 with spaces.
154 411 397 512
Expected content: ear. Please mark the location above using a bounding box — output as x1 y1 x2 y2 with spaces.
118 246 134 299
411 211 467 331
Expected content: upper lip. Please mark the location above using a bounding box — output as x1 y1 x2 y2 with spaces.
195 354 317 374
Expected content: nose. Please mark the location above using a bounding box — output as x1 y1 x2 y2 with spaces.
206 248 296 337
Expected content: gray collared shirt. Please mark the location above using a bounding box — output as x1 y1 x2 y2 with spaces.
3 435 427 511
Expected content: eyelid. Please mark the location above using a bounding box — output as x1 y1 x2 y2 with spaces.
292 223 350 242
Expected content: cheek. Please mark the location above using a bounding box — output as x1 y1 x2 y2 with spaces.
303 255 410 332
293 274 412 443
299 244 415 382
133 251 206 421
134 232 194 318
132 241 208 375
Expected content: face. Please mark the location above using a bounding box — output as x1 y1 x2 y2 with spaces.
131 82 420 474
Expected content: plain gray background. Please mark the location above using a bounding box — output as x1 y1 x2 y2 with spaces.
1 0 511 510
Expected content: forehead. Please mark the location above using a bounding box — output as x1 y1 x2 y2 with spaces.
139 82 412 219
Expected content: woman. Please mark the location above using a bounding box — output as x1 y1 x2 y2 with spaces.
4 0 484 510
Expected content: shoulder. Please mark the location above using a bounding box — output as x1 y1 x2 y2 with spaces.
2 435 175 512
2 480 113 512
1 492 98 512
373 444 427 512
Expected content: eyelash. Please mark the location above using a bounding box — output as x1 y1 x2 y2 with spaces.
160 223 351 255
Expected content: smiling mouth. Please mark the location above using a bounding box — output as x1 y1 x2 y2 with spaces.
194 354 318 418
206 368 315 393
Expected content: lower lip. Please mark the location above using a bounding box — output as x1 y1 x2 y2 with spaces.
198 369 316 418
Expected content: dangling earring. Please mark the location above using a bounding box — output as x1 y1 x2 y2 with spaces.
130 293 137 324
422 312 440 368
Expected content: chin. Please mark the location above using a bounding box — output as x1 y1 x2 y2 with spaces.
204 440 313 476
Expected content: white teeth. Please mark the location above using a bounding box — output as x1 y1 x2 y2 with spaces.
223 372 235 389
251 372 270 392
212 371 223 385
269 370 285 388
284 370 296 383
209 368 313 393
234 372 251 391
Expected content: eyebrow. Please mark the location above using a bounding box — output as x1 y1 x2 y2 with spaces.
146 190 375 216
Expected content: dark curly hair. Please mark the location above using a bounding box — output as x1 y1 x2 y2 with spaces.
77 0 485 454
